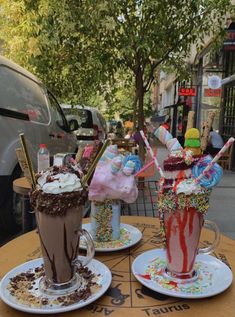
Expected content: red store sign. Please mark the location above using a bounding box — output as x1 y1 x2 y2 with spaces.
178 87 197 96
204 88 221 97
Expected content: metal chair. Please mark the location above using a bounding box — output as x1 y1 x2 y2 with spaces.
218 143 233 170
121 180 158 217
112 138 137 153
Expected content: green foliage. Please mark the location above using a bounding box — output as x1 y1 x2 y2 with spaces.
0 0 232 124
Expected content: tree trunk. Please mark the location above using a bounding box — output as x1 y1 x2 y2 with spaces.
135 69 145 162
132 93 138 131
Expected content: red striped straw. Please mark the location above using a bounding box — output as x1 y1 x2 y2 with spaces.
195 137 235 183
140 130 165 178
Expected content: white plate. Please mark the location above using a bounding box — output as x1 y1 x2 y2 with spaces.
0 258 112 314
132 249 233 299
81 223 142 252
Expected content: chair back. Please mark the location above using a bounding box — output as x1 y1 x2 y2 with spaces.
218 143 233 170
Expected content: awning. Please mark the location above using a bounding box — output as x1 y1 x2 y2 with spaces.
221 74 235 85
150 114 166 123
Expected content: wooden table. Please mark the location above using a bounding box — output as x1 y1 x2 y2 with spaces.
0 216 234 317
13 177 31 196
12 177 35 233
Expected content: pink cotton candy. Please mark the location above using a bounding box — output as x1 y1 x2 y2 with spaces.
88 163 138 203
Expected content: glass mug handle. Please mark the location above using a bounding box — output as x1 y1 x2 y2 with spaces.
198 220 220 255
74 229 95 267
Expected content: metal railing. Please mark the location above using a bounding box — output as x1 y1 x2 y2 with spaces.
121 180 159 217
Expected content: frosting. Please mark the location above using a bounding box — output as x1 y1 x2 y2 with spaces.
37 169 82 194
176 178 203 195
169 149 194 166
192 155 223 188
158 187 211 214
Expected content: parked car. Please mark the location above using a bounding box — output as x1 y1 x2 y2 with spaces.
0 55 79 237
61 104 107 147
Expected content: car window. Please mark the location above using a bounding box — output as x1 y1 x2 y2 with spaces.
97 112 107 131
76 109 93 128
0 65 49 124
47 92 68 130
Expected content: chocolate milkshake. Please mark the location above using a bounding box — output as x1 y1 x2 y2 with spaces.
30 166 94 294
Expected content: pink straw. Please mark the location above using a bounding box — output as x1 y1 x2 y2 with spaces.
195 137 235 183
140 130 165 178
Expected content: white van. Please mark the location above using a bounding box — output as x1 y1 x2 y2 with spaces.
61 104 107 147
0 55 78 236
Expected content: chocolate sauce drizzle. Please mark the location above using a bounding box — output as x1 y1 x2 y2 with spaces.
63 224 76 281
37 228 58 282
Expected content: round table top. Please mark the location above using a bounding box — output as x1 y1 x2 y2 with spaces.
13 177 31 195
0 216 234 317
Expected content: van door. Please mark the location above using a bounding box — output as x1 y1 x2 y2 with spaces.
0 64 53 173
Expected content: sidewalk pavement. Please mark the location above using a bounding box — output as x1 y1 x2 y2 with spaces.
156 145 235 240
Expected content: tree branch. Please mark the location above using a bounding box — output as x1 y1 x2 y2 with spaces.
143 9 210 91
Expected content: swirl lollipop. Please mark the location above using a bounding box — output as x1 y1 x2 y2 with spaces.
192 155 223 188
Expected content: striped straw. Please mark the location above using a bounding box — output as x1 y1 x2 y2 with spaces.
195 137 235 183
140 130 165 178
81 139 111 186
19 133 36 190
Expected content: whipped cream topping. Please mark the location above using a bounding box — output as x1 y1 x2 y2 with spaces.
176 178 203 195
37 170 82 194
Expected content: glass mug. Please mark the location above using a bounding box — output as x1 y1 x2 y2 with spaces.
162 206 220 281
35 205 95 295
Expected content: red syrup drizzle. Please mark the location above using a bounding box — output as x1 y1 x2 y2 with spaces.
189 206 195 235
165 207 197 274
165 215 174 263
138 274 151 280
172 170 186 192
176 209 189 272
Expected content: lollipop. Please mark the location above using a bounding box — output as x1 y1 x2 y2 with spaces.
192 155 223 188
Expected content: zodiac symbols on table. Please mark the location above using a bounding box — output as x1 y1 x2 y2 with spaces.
106 283 129 305
135 286 169 301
